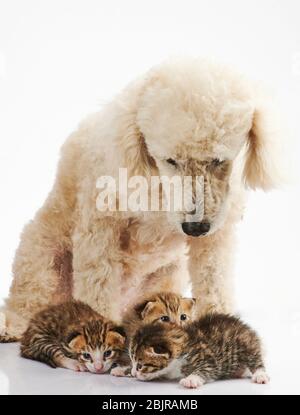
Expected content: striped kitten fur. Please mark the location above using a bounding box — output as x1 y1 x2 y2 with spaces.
111 292 196 377
130 313 269 388
20 300 126 373
123 292 196 337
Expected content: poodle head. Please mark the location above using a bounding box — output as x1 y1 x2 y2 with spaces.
122 59 282 236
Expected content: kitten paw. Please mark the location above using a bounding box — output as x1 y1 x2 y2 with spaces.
234 367 252 379
179 374 204 389
60 357 86 372
111 366 132 377
252 369 270 384
78 363 88 372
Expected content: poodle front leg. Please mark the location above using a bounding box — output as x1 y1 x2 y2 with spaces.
1 217 73 341
72 219 123 321
188 225 236 316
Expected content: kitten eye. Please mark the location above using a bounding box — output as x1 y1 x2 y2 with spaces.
104 350 112 358
160 315 170 322
211 158 224 167
136 363 143 371
180 314 187 321
166 158 178 167
82 352 92 361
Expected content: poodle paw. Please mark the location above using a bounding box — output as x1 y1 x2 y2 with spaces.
252 369 270 384
0 312 6 336
179 374 204 389
111 366 132 377
0 311 23 342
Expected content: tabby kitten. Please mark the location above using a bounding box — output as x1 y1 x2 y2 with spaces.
130 313 269 388
123 292 196 337
20 300 126 373
110 292 196 377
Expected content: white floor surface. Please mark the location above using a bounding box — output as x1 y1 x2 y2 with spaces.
0 308 299 395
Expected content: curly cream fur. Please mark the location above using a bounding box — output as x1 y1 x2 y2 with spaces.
0 58 282 340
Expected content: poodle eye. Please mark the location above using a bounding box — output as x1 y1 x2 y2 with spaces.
104 350 112 358
180 314 187 321
211 158 224 167
82 352 92 361
166 158 178 167
160 315 170 322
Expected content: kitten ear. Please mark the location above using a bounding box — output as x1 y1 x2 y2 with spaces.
135 301 156 319
66 329 81 344
67 332 85 351
181 298 196 311
147 345 170 358
112 325 127 338
107 328 126 347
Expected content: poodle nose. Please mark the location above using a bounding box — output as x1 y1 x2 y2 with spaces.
181 221 210 237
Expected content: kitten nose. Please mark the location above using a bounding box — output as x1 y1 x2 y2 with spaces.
94 362 104 372
131 368 137 377
181 221 210 237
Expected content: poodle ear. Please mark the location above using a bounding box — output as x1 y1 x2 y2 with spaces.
125 132 157 177
243 103 284 191
116 78 157 177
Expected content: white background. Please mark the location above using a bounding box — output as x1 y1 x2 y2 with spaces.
0 0 299 395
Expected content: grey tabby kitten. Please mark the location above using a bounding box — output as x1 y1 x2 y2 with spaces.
130 313 269 388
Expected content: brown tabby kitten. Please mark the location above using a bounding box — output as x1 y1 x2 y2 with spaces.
20 300 126 373
130 313 269 388
110 292 196 377
123 292 196 337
